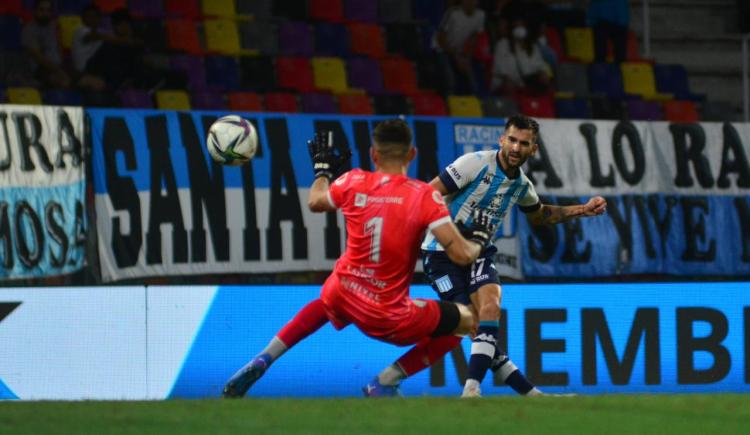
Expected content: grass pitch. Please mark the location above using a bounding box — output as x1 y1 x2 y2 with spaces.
1 395 749 435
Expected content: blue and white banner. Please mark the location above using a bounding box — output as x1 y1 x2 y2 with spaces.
1 283 749 400
0 105 86 280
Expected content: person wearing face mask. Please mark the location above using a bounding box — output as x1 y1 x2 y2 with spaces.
490 17 552 96
21 0 71 88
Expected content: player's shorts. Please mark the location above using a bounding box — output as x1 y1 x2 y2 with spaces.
319 272 457 346
422 245 500 305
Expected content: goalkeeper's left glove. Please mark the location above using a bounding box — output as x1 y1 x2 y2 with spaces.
307 130 352 180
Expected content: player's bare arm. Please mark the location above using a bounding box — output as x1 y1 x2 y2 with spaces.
525 196 607 226
308 177 335 212
429 177 450 195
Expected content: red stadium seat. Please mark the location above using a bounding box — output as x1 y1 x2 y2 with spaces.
0 0 24 16
264 92 299 112
663 100 699 123
276 57 315 93
166 19 203 54
310 0 344 22
411 94 447 116
164 0 201 19
349 23 386 58
228 92 263 111
338 94 374 114
380 57 419 95
518 94 556 118
94 0 127 13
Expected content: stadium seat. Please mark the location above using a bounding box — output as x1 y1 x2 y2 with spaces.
380 57 419 95
301 93 338 113
276 57 315 93
556 62 589 97
347 57 384 94
626 99 664 120
204 19 242 55
132 19 167 51
0 16 22 50
166 19 203 54
544 26 564 61
345 0 378 23
564 27 595 63
239 56 276 92
0 0 24 15
205 56 240 91
379 0 412 23
156 90 191 110
264 92 299 112
44 89 82 106
94 0 126 13
663 100 699 123
413 0 445 27
625 31 643 62
589 96 624 120
415 56 442 92
349 23 386 58
312 57 349 93
700 100 739 122
482 96 519 118
192 91 226 110
228 92 262 111
170 55 206 91
239 21 278 55
555 97 591 119
518 94 556 118
201 0 236 17
119 89 153 108
279 21 314 56
447 95 482 118
58 16 82 50
315 23 348 57
164 0 200 19
621 62 672 101
7 87 42 105
412 94 448 116
588 62 627 99
652 64 705 101
338 94 374 114
310 0 344 22
273 0 309 20
386 23 422 58
0 89 5 104
129 0 165 18
236 0 273 19
373 94 409 114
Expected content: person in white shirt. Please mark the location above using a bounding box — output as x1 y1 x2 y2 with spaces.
490 16 551 95
21 0 70 88
71 5 107 91
433 0 486 94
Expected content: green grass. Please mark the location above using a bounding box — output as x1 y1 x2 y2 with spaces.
1 395 749 435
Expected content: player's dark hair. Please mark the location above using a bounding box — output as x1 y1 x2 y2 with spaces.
372 119 412 160
505 114 539 142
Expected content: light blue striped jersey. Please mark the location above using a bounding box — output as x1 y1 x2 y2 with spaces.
421 150 540 252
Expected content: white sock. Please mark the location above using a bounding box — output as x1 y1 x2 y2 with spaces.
261 336 288 361
463 378 480 392
525 387 543 397
378 364 406 386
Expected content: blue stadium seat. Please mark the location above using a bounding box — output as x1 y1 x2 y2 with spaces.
0 16 22 50
205 56 240 91
588 62 628 99
653 64 705 102
315 23 348 57
555 98 591 119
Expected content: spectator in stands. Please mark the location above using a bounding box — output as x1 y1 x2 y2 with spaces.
71 5 108 91
588 0 629 63
433 0 486 94
21 0 71 88
490 16 552 96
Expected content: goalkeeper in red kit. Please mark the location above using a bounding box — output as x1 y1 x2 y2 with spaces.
223 120 493 397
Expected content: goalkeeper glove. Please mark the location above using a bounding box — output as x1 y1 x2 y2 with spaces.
456 209 493 246
307 130 352 180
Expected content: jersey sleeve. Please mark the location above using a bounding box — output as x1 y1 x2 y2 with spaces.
327 171 352 209
517 180 542 213
437 152 485 194
421 187 452 230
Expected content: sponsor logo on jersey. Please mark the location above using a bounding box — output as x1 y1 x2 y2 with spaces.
354 193 367 207
449 165 461 180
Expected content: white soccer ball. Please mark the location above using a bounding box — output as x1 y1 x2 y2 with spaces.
206 115 258 166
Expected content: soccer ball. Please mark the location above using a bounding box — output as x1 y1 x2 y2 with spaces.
206 115 258 166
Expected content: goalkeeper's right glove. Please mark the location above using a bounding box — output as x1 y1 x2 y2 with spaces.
307 130 352 180
456 209 493 246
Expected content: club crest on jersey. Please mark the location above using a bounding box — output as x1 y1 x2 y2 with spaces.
432 191 445 205
481 174 492 184
354 193 368 207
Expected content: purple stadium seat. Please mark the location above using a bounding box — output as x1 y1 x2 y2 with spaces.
119 89 153 108
171 55 206 91
588 62 626 99
626 100 664 121
192 91 226 110
205 56 240 91
130 0 164 17
346 57 383 94
279 21 314 56
344 0 378 23
301 93 338 113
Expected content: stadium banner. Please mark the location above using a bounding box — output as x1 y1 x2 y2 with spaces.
0 105 86 281
2 283 749 400
88 110 522 282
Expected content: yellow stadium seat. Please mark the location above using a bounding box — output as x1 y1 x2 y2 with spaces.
7 87 42 105
204 19 241 55
564 27 595 63
311 57 348 93
156 90 191 110
201 0 236 17
58 15 82 49
448 95 483 118
621 62 672 101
